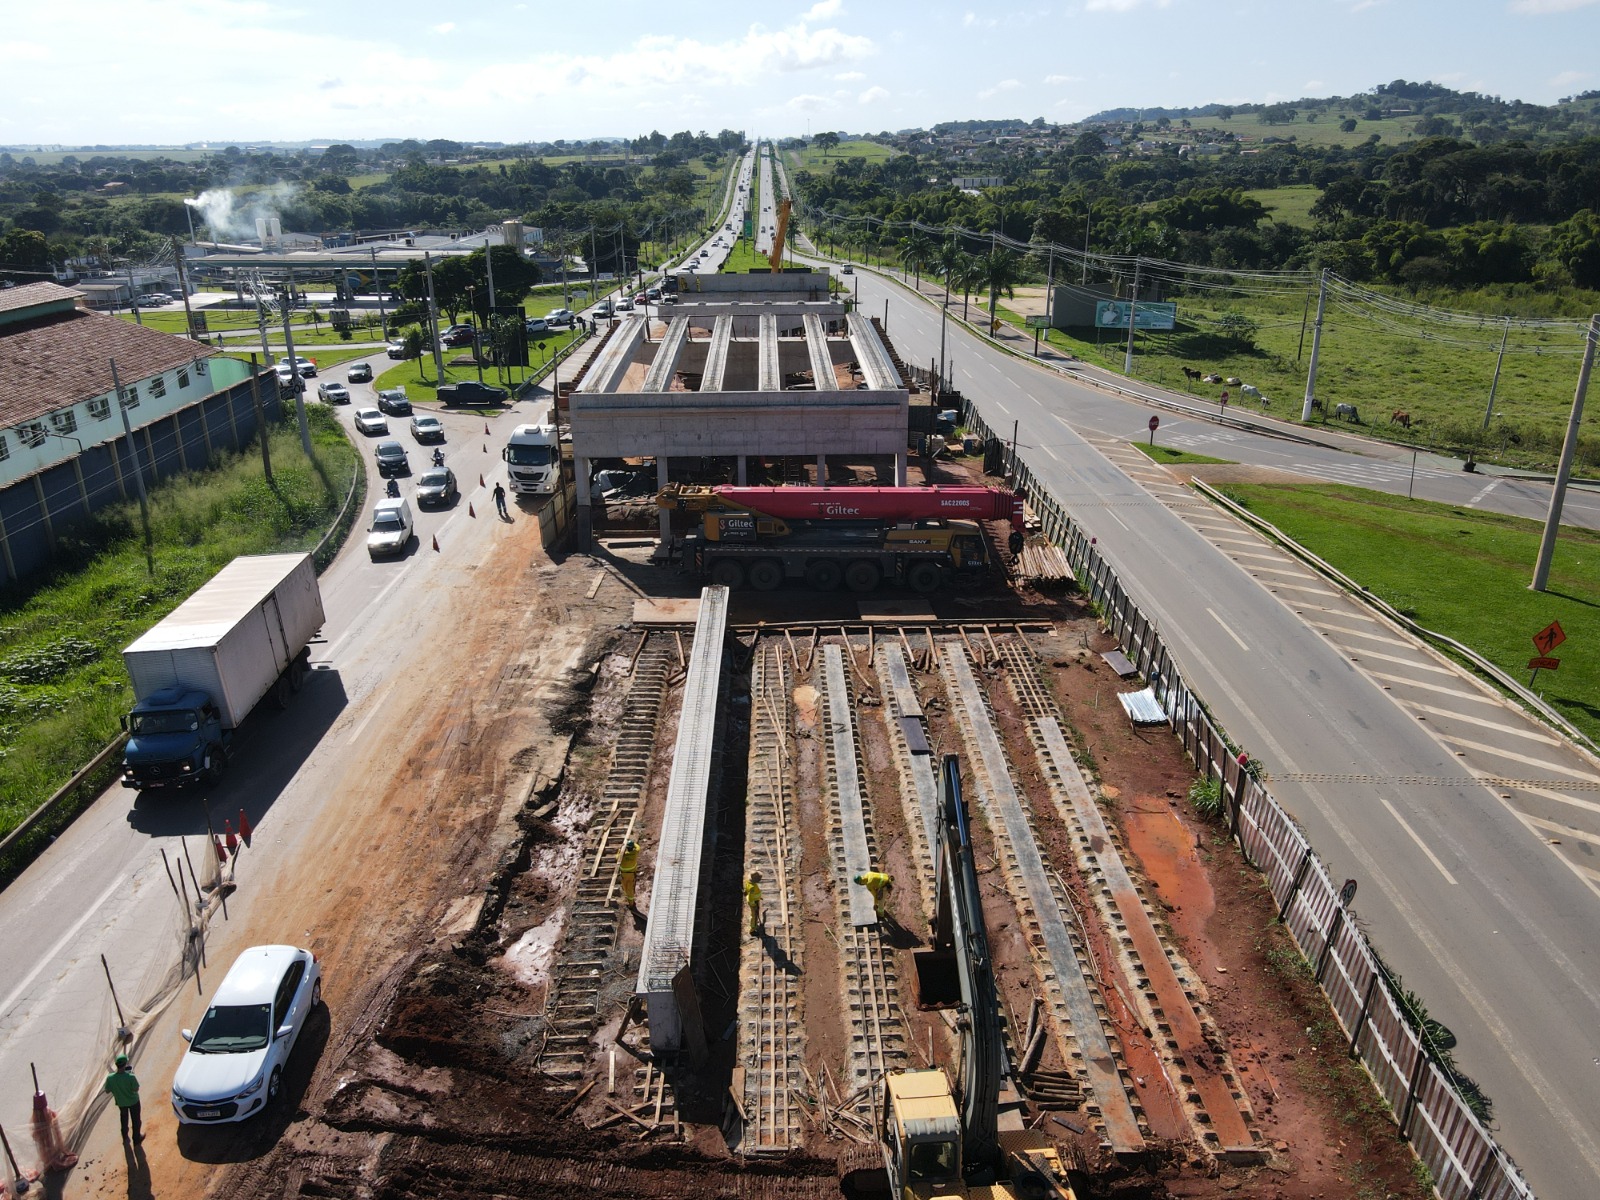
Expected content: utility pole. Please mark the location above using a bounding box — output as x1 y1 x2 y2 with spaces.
423 252 445 383
1081 207 1091 285
248 354 273 484
109 358 154 576
172 238 198 341
1123 259 1140 376
1531 314 1598 592
1484 316 1511 430
278 269 313 457
127 264 143 325
1300 269 1329 422
1038 245 1056 356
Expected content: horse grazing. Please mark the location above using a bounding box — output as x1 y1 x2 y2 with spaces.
1391 410 1412 429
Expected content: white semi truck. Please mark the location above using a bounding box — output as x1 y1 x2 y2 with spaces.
120 554 325 789
502 423 562 495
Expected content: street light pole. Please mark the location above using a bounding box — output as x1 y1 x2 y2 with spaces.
1531 314 1598 592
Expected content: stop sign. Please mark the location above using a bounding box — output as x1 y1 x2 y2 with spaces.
1148 415 1159 432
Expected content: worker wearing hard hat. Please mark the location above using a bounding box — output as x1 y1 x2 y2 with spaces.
745 871 764 936
618 839 641 907
854 871 893 921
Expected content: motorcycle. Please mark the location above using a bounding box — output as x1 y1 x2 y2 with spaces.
432 448 445 468
386 478 400 498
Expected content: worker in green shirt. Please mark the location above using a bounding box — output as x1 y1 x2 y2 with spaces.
854 871 894 920
103 1053 142 1143
618 839 640 907
744 871 763 936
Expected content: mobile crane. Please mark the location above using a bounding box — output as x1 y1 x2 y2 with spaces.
880 754 1078 1200
656 484 1026 593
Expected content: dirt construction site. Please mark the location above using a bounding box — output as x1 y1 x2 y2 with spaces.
71 462 1431 1200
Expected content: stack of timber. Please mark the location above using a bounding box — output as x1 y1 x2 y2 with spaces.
1015 537 1075 586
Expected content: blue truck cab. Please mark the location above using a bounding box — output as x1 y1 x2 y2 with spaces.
122 687 229 788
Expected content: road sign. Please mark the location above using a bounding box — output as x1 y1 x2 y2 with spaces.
1148 416 1160 431
1025 315 1050 329
1532 621 1566 656
1528 656 1561 671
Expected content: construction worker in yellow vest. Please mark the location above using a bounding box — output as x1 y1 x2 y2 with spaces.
618 839 640 906
744 871 764 936
854 870 893 920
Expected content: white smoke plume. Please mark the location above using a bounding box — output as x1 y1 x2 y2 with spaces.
185 182 301 242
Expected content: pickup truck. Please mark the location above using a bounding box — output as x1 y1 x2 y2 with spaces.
436 381 509 406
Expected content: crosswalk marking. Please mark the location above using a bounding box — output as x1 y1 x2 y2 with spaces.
1410 702 1563 745
1368 669 1508 703
1309 621 1412 648
1351 648 1458 675
1444 736 1600 782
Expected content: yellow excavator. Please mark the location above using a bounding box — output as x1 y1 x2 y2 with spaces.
767 198 791 271
880 755 1079 1200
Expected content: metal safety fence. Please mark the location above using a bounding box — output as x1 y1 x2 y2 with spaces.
958 397 1535 1200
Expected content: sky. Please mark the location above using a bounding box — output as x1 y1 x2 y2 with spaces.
4 0 1599 146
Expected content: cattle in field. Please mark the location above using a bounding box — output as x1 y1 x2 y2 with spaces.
1391 410 1412 429
1310 398 1325 414
1334 403 1361 422
1182 366 1202 381
1225 376 1242 387
1202 372 1223 384
1240 383 1269 408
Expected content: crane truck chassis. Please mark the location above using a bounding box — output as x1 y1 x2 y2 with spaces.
880 754 1078 1200
657 484 1026 594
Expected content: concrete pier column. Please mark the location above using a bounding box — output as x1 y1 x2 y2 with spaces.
736 455 748 485
816 454 828 485
658 456 673 540
895 449 908 485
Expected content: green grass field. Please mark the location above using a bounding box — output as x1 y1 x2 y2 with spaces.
1133 442 1233 465
1186 111 1423 149
785 139 897 175
720 237 773 274
1216 481 1600 744
0 406 360 866
1242 184 1321 228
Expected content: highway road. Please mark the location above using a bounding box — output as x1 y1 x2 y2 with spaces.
829 254 1600 1198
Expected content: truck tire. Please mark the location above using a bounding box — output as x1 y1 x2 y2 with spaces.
203 746 228 786
289 653 309 694
907 561 944 594
804 559 843 591
748 560 784 592
709 559 745 590
843 560 881 592
272 672 292 709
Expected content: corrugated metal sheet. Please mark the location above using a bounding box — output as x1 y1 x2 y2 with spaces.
1117 687 1167 726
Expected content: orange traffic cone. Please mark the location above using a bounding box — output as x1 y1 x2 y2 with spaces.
479 474 485 487
238 808 253 844
224 820 238 855
483 443 488 452
214 836 228 863
484 422 491 434
432 534 440 551
469 502 476 518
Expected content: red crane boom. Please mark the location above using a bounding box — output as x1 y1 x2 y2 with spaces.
683 485 1025 531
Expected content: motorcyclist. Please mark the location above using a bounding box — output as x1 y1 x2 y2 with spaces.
386 478 400 498
432 447 445 467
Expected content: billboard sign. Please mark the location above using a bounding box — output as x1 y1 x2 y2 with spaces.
1095 300 1177 330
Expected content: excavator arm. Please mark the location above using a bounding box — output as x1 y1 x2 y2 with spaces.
768 198 792 271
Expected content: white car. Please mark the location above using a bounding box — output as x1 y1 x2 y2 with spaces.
614 297 634 312
353 408 388 435
171 945 321 1124
316 381 349 404
546 308 576 327
409 414 444 442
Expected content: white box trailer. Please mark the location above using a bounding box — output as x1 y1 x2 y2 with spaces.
123 553 324 729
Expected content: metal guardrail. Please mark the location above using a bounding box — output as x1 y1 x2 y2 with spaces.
958 397 1537 1200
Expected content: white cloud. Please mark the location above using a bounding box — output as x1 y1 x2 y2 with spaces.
1304 79 1325 90
1084 0 1170 11
963 11 998 26
834 70 866 81
859 85 889 103
787 93 833 111
1510 0 1599 11
1349 0 1383 10
802 0 843 19
1043 73 1081 85
1548 68 1590 88
432 21 456 33
978 78 1023 100
0 39 50 61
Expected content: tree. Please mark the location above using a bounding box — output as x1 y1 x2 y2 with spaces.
898 230 937 288
978 247 1024 332
1340 118 1358 133
816 131 841 159
0 228 49 282
1072 131 1105 157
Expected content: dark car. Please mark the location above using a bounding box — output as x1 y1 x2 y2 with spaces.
437 381 508 406
441 325 476 348
374 440 410 476
415 467 459 508
377 389 412 416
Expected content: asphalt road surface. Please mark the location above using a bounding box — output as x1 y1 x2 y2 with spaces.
841 261 1600 1199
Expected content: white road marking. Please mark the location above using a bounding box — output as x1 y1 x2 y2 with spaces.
1308 622 1412 648
1517 785 1600 820
346 683 395 745
1208 608 1250 651
0 870 133 1021
1042 445 1062 462
1377 795 1458 884
1350 648 1458 675
1104 509 1130 531
1523 813 1600 849
1466 479 1502 507
1368 669 1508 703
1442 736 1600 781
1409 702 1563 745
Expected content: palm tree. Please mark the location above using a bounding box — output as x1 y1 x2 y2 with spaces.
935 238 966 316
955 253 984 322
978 248 1025 334
898 231 936 290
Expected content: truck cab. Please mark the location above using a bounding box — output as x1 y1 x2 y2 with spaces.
122 686 228 788
882 1071 963 1197
503 423 561 495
